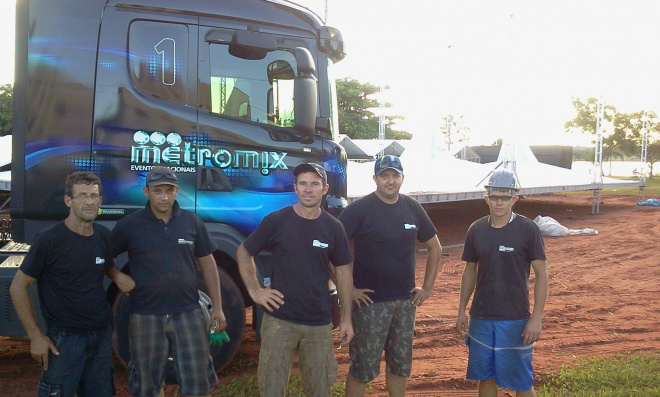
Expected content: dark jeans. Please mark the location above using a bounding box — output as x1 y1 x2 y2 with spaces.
37 324 115 397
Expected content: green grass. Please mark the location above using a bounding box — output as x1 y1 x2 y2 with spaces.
562 176 660 197
207 353 660 397
538 352 660 397
211 374 345 397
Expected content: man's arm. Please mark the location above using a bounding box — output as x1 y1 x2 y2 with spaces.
236 244 284 312
522 258 548 345
197 254 227 333
334 263 354 346
105 264 135 296
411 235 442 306
455 261 477 335
9 270 59 369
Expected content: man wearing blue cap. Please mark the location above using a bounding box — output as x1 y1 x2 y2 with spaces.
339 155 442 397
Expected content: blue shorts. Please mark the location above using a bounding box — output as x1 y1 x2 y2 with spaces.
38 324 115 397
465 318 534 391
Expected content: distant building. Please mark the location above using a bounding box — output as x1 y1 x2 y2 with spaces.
337 135 406 161
455 145 573 169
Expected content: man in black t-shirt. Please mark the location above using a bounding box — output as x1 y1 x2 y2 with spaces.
110 166 225 397
10 172 135 397
237 162 354 397
339 155 442 397
456 169 548 397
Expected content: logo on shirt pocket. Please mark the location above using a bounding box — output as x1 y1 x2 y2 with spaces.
178 239 193 245
312 239 329 248
499 245 514 252
404 223 417 230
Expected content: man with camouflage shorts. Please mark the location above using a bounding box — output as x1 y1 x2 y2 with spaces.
339 155 442 397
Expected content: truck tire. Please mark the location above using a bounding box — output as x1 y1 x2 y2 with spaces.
111 267 246 382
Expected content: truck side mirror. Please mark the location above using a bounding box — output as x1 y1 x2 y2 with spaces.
293 47 317 137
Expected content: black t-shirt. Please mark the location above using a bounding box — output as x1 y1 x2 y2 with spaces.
20 222 113 331
461 214 546 320
110 201 217 315
338 192 438 303
243 206 353 326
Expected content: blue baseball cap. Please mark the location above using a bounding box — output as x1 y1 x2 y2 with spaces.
374 155 403 175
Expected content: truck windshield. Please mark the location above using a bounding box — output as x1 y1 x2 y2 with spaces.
208 44 297 127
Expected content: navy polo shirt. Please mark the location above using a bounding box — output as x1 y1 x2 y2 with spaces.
339 192 437 303
110 201 217 315
20 222 113 330
243 206 353 326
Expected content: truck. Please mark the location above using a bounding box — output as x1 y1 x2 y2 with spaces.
3 0 348 374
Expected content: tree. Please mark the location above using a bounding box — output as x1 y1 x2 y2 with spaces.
336 78 411 140
0 84 12 136
564 97 617 139
441 113 471 149
565 97 660 179
647 142 660 178
572 146 595 161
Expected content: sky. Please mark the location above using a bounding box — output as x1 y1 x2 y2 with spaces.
1 0 659 148
313 0 660 147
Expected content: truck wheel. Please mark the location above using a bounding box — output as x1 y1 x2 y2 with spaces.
111 267 246 381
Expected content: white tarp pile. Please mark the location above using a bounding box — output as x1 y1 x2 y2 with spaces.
533 215 598 237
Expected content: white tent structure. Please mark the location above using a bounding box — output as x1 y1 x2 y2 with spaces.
337 135 406 160
345 135 643 213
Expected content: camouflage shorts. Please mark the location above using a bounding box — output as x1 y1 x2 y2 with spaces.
348 298 416 382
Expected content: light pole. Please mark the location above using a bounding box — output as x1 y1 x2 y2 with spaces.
445 115 453 152
639 112 649 200
592 98 605 214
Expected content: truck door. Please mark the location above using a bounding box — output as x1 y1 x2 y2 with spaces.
194 22 325 235
91 9 199 215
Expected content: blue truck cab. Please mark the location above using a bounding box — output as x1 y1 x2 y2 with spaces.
8 0 347 373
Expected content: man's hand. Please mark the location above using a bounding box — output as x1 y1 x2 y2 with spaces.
522 316 542 345
410 286 432 307
251 287 284 312
114 273 135 296
455 312 469 336
352 288 374 308
337 318 354 347
30 333 59 370
210 307 227 333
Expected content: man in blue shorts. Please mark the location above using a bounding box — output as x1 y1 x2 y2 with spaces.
237 162 354 397
339 155 442 397
456 169 549 397
10 171 135 397
110 166 226 397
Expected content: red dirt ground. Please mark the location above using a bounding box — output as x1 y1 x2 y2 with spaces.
1 194 659 396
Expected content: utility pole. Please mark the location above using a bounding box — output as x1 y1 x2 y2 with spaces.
592 98 605 214
639 111 649 200
377 85 386 157
445 115 453 152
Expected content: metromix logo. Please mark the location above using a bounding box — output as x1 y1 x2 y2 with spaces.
130 131 289 175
